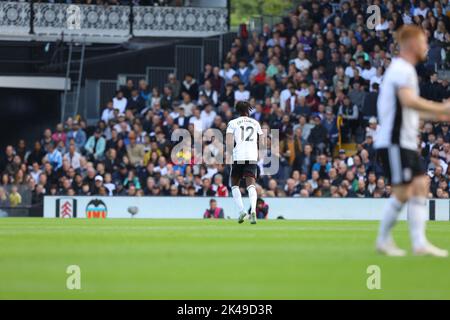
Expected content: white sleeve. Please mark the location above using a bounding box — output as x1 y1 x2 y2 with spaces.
257 122 263 135
226 121 235 134
394 64 416 90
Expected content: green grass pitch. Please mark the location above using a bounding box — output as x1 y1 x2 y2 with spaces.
1 218 450 299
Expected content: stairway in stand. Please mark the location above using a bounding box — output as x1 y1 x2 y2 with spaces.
334 143 358 157
61 42 86 122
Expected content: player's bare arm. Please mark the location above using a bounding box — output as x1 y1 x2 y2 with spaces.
397 87 450 116
225 132 234 165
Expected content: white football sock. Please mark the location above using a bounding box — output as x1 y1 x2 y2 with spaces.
247 185 257 214
377 196 405 245
231 186 244 212
408 197 428 249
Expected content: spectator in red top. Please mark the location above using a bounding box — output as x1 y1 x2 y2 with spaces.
305 84 320 112
212 174 228 197
203 199 224 219
254 62 267 84
52 124 67 146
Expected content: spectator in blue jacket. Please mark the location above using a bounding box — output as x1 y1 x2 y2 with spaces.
85 129 106 161
322 107 339 149
312 154 332 180
237 59 252 86
67 121 86 152
46 143 62 171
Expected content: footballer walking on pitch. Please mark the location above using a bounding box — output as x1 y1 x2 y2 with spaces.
375 25 450 257
226 101 263 224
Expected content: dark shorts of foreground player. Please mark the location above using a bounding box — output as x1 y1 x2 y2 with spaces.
231 161 258 180
377 145 424 186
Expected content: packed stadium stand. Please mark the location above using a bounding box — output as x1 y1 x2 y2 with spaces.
0 0 449 217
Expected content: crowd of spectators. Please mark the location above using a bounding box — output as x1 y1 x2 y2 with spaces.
1 0 450 208
9 0 187 6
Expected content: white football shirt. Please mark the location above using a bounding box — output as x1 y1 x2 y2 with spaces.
375 57 420 151
226 116 263 162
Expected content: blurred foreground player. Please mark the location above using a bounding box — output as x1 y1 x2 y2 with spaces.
375 25 450 257
226 101 263 224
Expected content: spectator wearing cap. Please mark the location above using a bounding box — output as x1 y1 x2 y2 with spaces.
93 175 104 195
365 117 379 141
85 129 106 161
203 199 224 219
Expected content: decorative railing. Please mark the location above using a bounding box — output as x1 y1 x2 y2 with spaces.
133 6 228 37
0 1 31 37
0 2 229 43
33 3 131 41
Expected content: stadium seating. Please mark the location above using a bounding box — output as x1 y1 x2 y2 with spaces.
0 0 449 215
